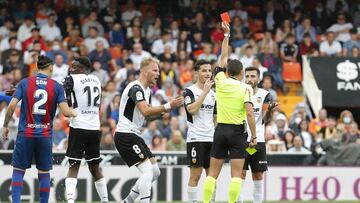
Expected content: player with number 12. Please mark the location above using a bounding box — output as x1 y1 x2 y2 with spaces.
63 56 109 203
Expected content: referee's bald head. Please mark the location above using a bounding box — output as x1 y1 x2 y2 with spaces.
227 59 243 77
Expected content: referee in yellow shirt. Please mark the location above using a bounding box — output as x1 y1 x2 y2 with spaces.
203 22 257 203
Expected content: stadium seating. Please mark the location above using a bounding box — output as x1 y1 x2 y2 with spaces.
282 62 302 82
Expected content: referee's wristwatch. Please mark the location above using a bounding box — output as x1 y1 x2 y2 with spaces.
224 33 230 38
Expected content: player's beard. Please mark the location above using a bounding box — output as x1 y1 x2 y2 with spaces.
252 82 258 89
149 76 158 87
247 81 258 89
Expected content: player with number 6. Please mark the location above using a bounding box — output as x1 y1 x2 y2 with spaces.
183 59 216 203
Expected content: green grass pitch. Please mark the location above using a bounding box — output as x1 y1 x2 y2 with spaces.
72 201 357 203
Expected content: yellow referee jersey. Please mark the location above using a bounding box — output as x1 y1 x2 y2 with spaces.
215 71 254 124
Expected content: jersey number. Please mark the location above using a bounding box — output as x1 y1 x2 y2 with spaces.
33 89 48 115
191 147 196 158
83 86 100 107
132 145 142 154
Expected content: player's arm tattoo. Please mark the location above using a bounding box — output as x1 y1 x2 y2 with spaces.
263 93 274 123
3 100 17 127
3 108 14 127
146 114 164 121
264 107 273 124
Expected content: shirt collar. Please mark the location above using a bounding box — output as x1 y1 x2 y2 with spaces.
36 73 48 78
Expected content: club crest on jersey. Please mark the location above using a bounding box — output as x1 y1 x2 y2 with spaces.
185 96 191 105
192 158 197 164
136 91 144 101
139 153 145 159
257 97 262 104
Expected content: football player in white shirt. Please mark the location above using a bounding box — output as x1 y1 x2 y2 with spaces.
63 56 108 203
114 57 183 203
238 67 278 203
183 60 216 203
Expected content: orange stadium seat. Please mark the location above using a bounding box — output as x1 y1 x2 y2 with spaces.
282 62 302 82
109 46 122 60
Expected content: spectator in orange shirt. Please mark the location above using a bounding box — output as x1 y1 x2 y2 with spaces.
179 59 194 87
62 26 83 52
309 108 328 136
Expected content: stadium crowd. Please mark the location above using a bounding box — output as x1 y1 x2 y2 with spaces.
0 0 359 165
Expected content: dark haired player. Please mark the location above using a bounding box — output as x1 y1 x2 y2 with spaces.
2 55 77 203
63 56 109 203
184 59 216 203
237 67 278 203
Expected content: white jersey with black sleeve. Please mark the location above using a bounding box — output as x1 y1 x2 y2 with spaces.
246 88 271 143
115 80 151 136
184 84 216 143
63 74 102 130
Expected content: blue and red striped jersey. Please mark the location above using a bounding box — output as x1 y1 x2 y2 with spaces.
14 73 66 138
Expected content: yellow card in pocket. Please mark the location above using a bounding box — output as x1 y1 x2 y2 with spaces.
246 147 257 155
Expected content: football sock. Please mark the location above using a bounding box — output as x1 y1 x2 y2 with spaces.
38 172 50 203
125 163 160 203
11 169 25 203
203 176 216 203
65 177 78 203
253 180 263 203
152 164 161 181
187 186 198 203
229 178 243 203
137 160 153 203
95 178 109 202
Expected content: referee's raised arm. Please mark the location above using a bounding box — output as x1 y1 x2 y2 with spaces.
203 19 257 203
218 22 230 69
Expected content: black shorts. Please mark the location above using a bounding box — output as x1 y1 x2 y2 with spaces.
187 142 212 169
211 123 248 159
244 142 268 172
66 127 101 164
114 132 154 167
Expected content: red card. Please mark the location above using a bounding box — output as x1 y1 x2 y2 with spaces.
220 12 231 23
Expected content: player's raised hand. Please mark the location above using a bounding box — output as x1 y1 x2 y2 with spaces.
2 127 9 141
170 96 184 108
268 102 279 111
221 21 230 34
204 79 215 93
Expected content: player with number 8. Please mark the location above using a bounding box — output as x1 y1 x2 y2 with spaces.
2 55 77 203
114 57 183 203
